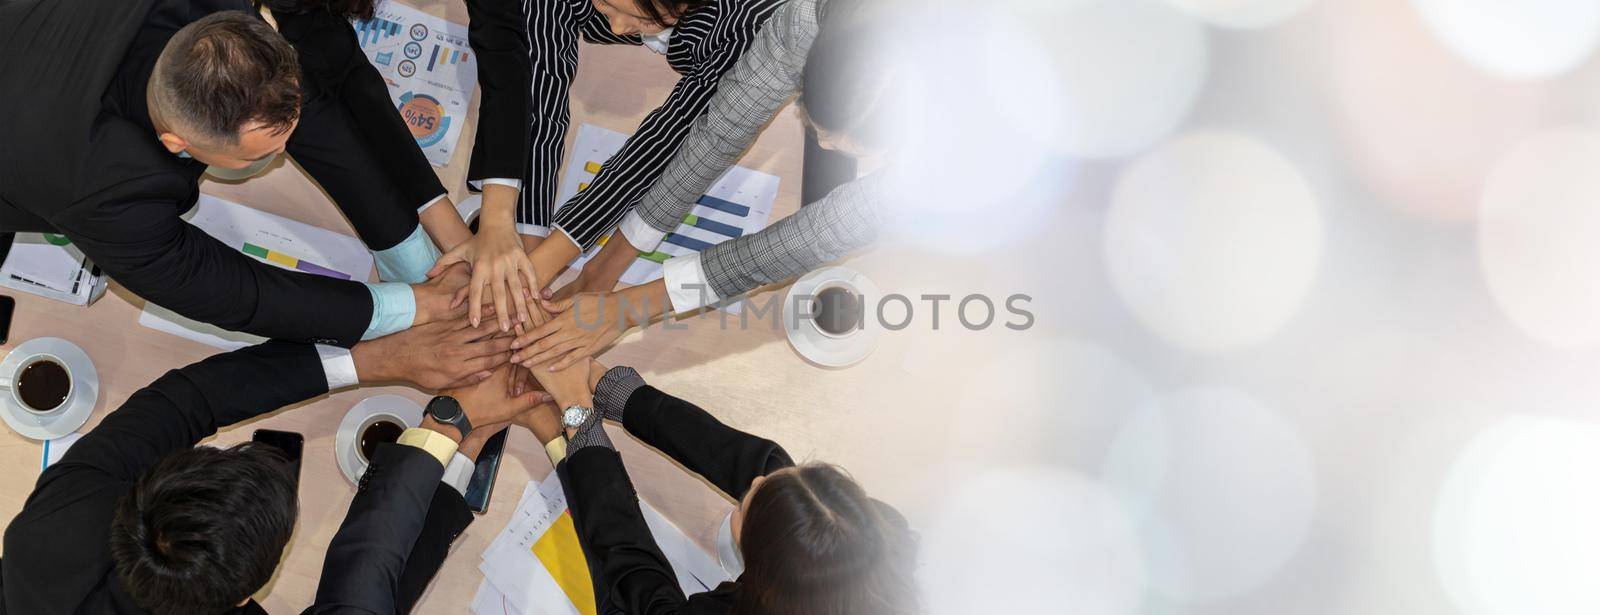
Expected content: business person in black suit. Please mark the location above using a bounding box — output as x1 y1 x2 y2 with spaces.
0 1 462 348
519 361 921 615
0 320 535 615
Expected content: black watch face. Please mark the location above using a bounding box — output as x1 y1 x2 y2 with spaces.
429 396 462 422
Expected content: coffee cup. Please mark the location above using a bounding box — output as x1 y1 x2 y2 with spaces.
808 281 865 338
0 354 73 414
356 413 407 464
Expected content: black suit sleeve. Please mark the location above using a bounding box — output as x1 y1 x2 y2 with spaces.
47 340 329 484
395 484 475 613
621 385 795 501
303 444 451 615
53 181 373 346
275 7 442 251
464 0 533 182
560 448 689 615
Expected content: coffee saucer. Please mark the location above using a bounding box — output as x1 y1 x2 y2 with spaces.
783 266 883 368
335 394 423 484
0 338 98 441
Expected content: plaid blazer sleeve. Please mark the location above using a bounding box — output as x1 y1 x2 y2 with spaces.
632 0 819 236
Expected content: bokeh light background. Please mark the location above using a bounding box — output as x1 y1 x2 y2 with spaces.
852 0 1600 612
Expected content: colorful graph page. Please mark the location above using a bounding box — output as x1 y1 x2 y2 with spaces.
530 512 597 615
137 195 374 351
352 1 477 167
554 123 780 288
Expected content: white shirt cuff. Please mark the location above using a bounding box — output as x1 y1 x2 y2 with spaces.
515 223 551 238
440 451 475 496
662 253 721 313
315 344 359 390
618 210 667 253
417 193 448 214
472 178 523 192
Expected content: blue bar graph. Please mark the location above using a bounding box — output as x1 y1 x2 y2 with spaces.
695 195 750 217
684 214 742 238
664 233 715 252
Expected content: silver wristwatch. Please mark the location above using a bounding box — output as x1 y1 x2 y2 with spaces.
561 404 594 429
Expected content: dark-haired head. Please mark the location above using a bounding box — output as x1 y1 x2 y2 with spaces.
253 0 377 21
590 0 713 37
109 443 299 615
732 464 920 615
149 11 301 170
798 0 897 156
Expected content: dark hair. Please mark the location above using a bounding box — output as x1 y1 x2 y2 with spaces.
734 464 920 615
631 0 713 29
254 0 376 21
109 443 299 615
799 0 894 150
152 11 302 146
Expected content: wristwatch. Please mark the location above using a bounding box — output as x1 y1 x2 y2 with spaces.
561 404 594 430
426 396 472 440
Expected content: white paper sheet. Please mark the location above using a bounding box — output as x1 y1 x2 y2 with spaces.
0 234 105 305
137 195 375 350
41 432 82 469
352 1 478 166
476 471 731 614
555 124 780 292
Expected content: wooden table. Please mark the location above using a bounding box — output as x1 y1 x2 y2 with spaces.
0 2 971 611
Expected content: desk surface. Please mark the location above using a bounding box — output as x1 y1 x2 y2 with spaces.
0 3 966 612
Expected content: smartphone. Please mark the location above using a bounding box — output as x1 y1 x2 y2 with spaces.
252 429 304 484
463 427 509 514
0 295 14 345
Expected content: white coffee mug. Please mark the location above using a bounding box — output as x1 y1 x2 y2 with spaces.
807 280 866 339
0 353 74 414
355 412 408 464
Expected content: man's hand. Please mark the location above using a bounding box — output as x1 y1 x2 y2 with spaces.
352 314 513 390
411 261 473 327
443 364 550 428
457 421 511 461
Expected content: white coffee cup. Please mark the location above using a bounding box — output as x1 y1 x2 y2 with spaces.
807 280 866 339
0 353 74 414
355 412 408 464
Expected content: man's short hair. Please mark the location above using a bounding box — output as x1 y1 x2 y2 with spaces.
109 443 299 614
151 11 302 147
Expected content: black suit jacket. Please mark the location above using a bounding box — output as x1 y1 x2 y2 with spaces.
0 342 471 615
303 444 474 615
0 0 372 347
558 385 795 615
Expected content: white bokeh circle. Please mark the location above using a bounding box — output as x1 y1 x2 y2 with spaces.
1105 131 1323 352
1435 417 1600 615
1166 0 1317 28
1412 0 1600 79
1101 387 1317 602
1053 0 1209 158
924 467 1145 615
1479 129 1600 348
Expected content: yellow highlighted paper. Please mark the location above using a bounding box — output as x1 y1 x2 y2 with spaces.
584 161 602 174
531 511 596 615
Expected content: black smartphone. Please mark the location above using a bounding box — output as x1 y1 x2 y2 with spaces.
463 427 509 514
252 429 304 484
0 295 15 345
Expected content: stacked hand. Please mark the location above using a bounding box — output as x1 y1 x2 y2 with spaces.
511 292 635 371
410 261 475 327
428 197 540 333
352 312 515 390
424 363 553 443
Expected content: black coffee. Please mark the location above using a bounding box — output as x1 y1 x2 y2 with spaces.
814 286 862 335
358 420 404 462
17 360 69 412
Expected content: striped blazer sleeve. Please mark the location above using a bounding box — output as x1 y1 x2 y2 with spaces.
550 0 785 250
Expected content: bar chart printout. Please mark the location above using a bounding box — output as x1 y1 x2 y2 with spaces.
137 195 375 350
351 1 477 166
555 124 780 289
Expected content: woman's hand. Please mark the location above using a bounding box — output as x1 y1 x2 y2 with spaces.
510 293 634 371
428 185 538 332
530 360 594 411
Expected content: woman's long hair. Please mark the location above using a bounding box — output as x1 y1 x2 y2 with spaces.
733 464 920 615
